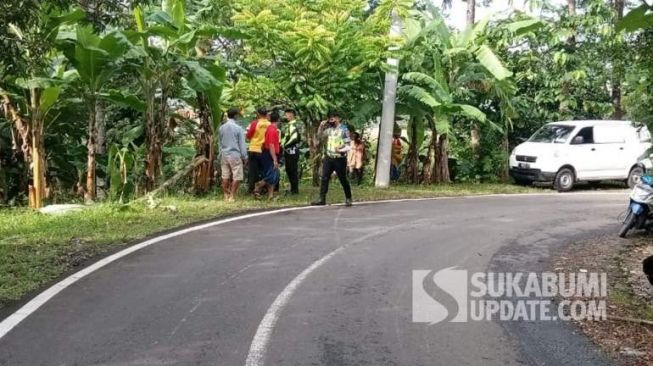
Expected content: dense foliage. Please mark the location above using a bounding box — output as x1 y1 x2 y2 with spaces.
0 0 652 206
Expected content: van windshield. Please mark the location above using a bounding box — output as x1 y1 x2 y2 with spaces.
528 124 574 143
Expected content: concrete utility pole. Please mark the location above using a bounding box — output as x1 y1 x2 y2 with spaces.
375 11 402 188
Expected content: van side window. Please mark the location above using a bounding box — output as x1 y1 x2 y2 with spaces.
573 127 594 144
594 126 626 144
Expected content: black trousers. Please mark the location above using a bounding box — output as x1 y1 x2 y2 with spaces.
284 152 300 194
319 156 352 200
350 168 363 185
247 151 263 193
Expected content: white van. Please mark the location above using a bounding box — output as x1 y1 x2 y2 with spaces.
509 120 652 191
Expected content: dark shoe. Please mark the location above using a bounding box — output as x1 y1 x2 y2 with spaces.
311 200 326 206
345 198 353 207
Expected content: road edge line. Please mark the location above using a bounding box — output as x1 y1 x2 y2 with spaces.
0 190 626 340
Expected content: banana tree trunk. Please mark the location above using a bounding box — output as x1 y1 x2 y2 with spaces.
2 94 31 162
470 123 480 153
434 134 451 183
192 92 215 193
145 87 167 191
405 117 419 184
500 132 510 182
29 88 46 209
96 101 106 155
85 98 97 202
421 131 436 184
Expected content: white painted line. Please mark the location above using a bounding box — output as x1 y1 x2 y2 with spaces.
0 189 626 340
244 246 344 366
0 206 313 340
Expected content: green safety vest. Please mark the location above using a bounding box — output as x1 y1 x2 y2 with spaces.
325 126 346 158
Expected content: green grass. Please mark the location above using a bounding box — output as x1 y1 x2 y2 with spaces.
0 183 538 307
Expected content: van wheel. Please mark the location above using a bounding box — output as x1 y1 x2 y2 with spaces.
554 168 575 192
627 166 644 189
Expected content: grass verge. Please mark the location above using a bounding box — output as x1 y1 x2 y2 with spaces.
0 183 538 308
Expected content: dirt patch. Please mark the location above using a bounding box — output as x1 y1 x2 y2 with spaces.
554 232 653 366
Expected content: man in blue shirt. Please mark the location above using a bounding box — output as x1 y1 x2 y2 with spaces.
219 107 247 202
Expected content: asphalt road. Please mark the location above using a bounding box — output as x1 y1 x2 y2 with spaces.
0 193 628 366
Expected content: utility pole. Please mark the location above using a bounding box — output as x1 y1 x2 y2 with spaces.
375 11 401 188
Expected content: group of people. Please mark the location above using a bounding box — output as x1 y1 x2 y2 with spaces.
218 107 363 206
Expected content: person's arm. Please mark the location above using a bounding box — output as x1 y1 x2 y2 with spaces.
245 121 256 141
317 121 328 141
238 128 248 160
269 142 278 168
266 126 280 168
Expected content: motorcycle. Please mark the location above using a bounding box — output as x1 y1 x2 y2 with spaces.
619 175 653 238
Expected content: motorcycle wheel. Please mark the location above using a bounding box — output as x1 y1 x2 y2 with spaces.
619 210 637 238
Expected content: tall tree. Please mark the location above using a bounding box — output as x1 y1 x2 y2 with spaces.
611 0 625 119
232 0 390 185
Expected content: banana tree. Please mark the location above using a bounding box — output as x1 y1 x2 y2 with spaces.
0 9 83 208
161 0 229 193
398 9 522 183
58 25 131 201
123 1 228 191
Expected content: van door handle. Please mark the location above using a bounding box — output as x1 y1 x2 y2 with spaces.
591 148 596 151
619 147 624 150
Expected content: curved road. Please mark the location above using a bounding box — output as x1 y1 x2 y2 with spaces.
0 193 627 366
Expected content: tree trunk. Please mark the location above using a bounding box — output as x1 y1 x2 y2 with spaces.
96 100 106 155
145 92 157 190
85 99 97 202
567 0 576 45
470 123 480 153
138 156 208 200
29 88 46 209
466 0 476 26
434 134 451 183
145 86 167 191
305 117 321 187
192 92 215 194
405 117 419 184
500 132 510 182
421 131 436 184
611 0 624 120
1 94 31 162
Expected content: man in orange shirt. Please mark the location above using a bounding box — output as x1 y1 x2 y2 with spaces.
254 112 281 200
245 107 271 194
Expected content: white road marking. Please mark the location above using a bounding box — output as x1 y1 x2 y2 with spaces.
0 190 627 341
0 206 313 340
244 246 345 366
